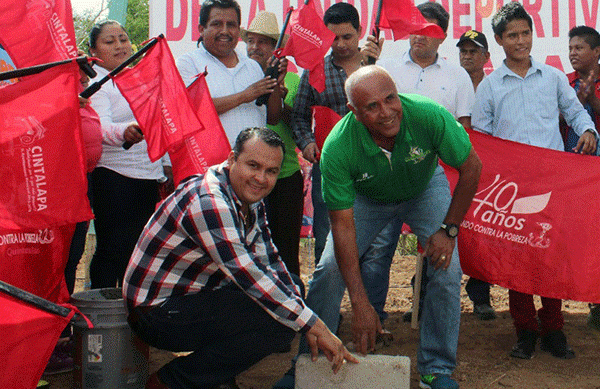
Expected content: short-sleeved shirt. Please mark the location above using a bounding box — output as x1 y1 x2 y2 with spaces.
379 51 475 120
176 44 267 145
320 94 472 210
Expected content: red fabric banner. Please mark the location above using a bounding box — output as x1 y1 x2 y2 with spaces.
378 0 445 40
113 37 205 162
443 129 600 303
0 63 92 230
0 292 71 389
167 72 231 186
279 3 336 93
0 224 75 303
312 105 342 150
0 0 77 68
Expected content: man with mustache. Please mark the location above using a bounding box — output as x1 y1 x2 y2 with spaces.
176 0 282 145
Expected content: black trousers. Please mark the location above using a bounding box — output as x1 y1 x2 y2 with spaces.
128 284 298 389
264 170 304 276
90 167 158 288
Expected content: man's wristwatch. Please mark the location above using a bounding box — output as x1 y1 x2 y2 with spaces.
440 223 459 238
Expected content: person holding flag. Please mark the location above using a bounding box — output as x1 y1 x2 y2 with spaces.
176 0 283 146
86 21 172 289
562 25 600 331
291 2 382 267
472 2 597 360
242 11 304 276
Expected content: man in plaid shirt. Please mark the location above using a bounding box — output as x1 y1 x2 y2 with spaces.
123 127 356 389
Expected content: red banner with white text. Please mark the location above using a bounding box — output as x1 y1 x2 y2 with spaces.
0 64 92 230
0 0 77 68
444 130 600 303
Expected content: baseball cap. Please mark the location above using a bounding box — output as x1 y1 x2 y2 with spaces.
457 30 488 50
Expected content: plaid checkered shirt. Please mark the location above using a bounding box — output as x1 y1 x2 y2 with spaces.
292 54 352 150
123 162 318 332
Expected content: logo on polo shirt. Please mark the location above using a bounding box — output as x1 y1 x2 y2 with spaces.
355 172 374 182
405 146 430 164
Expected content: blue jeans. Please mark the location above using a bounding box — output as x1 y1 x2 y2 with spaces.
304 166 462 376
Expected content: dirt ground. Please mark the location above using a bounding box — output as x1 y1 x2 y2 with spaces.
47 236 600 388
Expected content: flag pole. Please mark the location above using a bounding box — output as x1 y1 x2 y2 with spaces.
80 34 163 99
411 252 424 329
0 56 96 81
367 0 383 65
255 7 294 106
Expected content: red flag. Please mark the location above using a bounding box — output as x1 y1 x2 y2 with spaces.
279 4 336 93
443 129 600 303
0 224 75 303
0 63 92 230
167 72 231 186
0 292 72 389
377 0 445 40
113 37 205 162
0 0 77 68
312 106 342 150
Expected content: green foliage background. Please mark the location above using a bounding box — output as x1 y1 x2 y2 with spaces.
73 0 149 51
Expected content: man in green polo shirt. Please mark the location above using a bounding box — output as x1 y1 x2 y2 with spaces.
305 65 481 389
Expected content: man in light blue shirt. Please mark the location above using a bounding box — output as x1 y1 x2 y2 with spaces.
472 2 596 362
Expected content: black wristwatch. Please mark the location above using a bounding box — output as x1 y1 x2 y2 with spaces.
440 223 459 238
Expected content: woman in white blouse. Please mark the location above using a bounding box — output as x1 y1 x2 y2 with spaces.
87 21 171 288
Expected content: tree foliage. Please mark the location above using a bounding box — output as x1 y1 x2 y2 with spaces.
72 0 149 50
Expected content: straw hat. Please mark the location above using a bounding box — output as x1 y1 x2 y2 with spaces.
241 11 288 46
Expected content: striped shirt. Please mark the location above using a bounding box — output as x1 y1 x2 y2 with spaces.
472 58 597 151
123 162 318 332
291 54 351 150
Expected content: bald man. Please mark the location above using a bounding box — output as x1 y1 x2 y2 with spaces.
305 66 481 389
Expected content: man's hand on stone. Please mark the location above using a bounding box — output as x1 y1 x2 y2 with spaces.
306 319 358 373
351 301 382 355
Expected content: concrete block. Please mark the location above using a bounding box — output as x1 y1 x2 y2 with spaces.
295 353 410 389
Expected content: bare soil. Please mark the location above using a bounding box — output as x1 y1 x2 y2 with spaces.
47 237 600 388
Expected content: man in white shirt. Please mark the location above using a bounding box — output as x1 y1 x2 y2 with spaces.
379 2 474 128
176 0 282 145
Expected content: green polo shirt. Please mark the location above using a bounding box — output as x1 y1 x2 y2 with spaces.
320 93 472 210
268 72 301 179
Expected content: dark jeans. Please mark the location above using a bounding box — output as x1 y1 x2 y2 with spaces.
311 164 330 265
128 285 297 389
465 277 491 306
265 171 304 276
90 167 158 288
